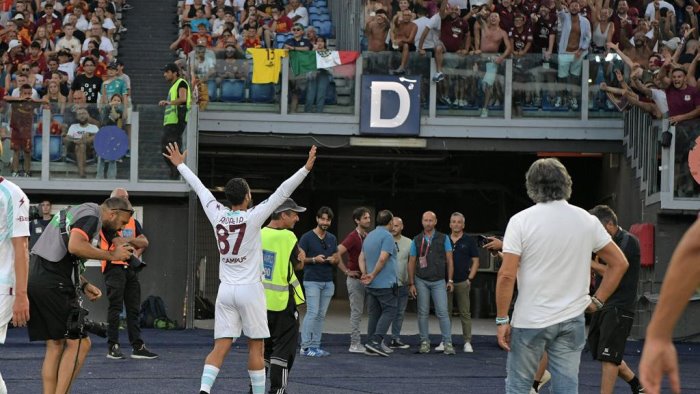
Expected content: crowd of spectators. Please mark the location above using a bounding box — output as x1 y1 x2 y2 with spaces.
0 0 133 178
361 0 700 122
170 0 338 106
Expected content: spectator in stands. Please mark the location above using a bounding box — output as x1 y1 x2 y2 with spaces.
193 22 214 48
32 25 56 56
9 73 41 100
416 4 445 82
183 0 212 23
509 13 534 114
305 36 333 113
57 49 77 84
28 62 45 94
191 9 212 32
170 23 197 59
210 7 228 40
365 9 390 52
474 12 511 117
389 7 417 75
285 23 312 112
622 29 655 68
666 67 700 124
188 38 216 102
65 5 90 37
305 26 318 44
56 24 82 61
27 41 48 75
12 14 33 48
611 0 637 47
287 0 309 27
71 57 103 103
63 106 98 178
211 0 234 16
101 61 128 109
243 24 262 49
5 84 42 177
644 0 674 22
96 93 125 179
555 0 591 110
263 6 293 48
42 79 66 115
36 3 62 39
214 44 247 97
92 8 117 39
83 24 115 58
4 39 26 75
214 30 240 53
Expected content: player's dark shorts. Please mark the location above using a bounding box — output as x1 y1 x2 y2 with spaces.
27 258 82 341
587 306 634 365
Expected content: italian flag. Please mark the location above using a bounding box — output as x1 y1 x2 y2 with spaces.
289 50 360 76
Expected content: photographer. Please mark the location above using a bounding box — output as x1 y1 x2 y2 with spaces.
29 199 53 249
27 197 134 394
101 188 157 360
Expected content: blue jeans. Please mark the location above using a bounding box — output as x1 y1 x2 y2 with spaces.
96 157 117 179
391 285 409 339
304 71 330 113
415 277 452 344
300 280 334 349
366 287 398 344
506 314 586 394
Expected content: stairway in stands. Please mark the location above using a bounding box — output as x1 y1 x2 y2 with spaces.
118 0 180 180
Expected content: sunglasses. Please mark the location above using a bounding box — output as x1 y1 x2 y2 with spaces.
292 28 302 31
111 208 135 216
20 67 29 71
320 238 327 250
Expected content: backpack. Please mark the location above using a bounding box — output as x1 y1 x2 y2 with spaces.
140 295 178 329
194 295 215 319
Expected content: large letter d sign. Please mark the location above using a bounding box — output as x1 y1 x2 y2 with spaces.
370 81 410 128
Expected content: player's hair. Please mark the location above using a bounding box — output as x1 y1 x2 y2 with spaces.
316 206 334 220
352 207 370 224
589 205 618 227
376 210 393 226
525 158 572 203
224 178 250 206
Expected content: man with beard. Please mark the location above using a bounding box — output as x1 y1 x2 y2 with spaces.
365 9 390 52
298 206 339 357
611 0 637 47
530 4 557 108
555 0 591 110
163 143 317 394
622 29 654 68
27 198 134 394
337 207 372 353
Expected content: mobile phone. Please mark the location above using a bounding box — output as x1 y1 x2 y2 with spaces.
477 235 490 247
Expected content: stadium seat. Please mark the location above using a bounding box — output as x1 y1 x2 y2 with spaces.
319 14 330 22
319 21 332 37
309 6 319 14
32 135 63 162
314 0 327 7
220 80 246 102
250 83 276 103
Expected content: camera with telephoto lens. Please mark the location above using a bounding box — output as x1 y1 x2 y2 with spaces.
66 306 108 338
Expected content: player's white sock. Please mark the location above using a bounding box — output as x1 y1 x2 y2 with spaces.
199 364 219 393
0 371 7 394
248 369 265 394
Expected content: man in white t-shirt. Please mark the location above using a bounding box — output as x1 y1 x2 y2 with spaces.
64 107 99 178
55 24 82 60
287 0 309 27
163 142 317 394
0 177 30 394
644 0 674 21
495 158 629 394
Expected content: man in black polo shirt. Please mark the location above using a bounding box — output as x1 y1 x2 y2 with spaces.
588 205 644 394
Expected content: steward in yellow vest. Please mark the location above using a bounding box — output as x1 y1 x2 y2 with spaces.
260 198 307 394
159 63 191 179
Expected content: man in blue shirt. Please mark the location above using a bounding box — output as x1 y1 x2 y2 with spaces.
408 211 456 355
359 210 398 357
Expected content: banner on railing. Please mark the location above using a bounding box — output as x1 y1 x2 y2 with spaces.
359 75 421 136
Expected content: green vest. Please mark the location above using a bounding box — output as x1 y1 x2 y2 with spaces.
261 227 305 312
163 77 191 125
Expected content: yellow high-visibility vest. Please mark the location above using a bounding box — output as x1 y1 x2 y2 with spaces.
261 227 305 311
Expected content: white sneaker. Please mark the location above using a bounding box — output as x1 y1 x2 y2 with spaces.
380 342 394 354
348 343 365 353
480 108 488 117
463 342 474 353
537 370 551 390
435 341 445 351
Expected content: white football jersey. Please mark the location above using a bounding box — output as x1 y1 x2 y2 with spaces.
0 177 30 291
179 164 309 285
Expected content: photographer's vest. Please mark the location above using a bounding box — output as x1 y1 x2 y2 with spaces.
412 231 447 282
261 227 305 312
29 217 51 249
163 77 191 125
99 217 137 272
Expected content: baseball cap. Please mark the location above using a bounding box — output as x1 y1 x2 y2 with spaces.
273 198 306 214
12 13 24 20
161 63 179 73
662 37 681 51
293 23 304 30
107 60 118 69
8 39 21 50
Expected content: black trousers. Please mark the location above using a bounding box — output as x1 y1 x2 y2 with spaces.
104 264 143 348
264 298 299 394
161 121 186 177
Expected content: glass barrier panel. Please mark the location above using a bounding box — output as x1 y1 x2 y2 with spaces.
289 55 357 116
192 51 281 113
136 104 187 181
438 53 504 118
0 100 41 179
673 120 700 199
510 53 581 118
49 103 131 181
587 55 624 119
362 51 430 113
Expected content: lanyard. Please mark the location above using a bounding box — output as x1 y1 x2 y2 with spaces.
419 235 431 257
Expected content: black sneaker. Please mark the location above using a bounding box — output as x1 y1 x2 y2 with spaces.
364 341 389 357
107 343 125 359
131 344 158 359
389 338 410 349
